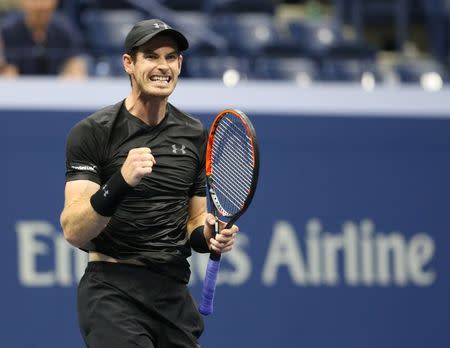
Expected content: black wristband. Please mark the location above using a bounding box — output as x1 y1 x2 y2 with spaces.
189 226 210 253
90 171 131 217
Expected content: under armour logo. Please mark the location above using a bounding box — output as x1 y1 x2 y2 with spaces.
153 22 169 30
172 144 186 154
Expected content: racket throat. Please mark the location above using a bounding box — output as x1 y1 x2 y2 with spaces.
209 217 221 261
209 186 228 217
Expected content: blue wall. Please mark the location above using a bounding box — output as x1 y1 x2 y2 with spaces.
2 81 450 348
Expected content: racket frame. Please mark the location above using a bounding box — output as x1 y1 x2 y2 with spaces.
199 108 259 314
206 108 259 226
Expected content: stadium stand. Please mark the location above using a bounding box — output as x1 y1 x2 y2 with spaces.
252 56 320 82
185 55 251 82
81 8 144 76
0 0 448 85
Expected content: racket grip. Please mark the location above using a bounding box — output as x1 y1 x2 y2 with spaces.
198 257 221 315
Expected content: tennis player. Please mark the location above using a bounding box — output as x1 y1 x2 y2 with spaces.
60 19 238 348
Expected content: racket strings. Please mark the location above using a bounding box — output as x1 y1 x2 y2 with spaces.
214 127 254 180
212 163 251 215
214 160 252 194
213 137 253 189
212 151 253 199
214 117 254 169
210 115 255 216
213 171 248 213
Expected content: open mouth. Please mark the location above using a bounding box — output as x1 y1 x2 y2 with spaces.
149 75 171 84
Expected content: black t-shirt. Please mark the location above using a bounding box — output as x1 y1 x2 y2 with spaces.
65 101 207 283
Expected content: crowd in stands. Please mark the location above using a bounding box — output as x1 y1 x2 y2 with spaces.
0 0 86 78
0 0 449 88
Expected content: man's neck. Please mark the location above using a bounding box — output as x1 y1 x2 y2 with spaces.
124 94 168 126
24 17 49 44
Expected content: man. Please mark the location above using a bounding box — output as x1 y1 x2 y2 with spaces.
0 0 86 77
60 19 237 348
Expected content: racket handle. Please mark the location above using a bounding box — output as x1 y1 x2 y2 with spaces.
199 256 221 315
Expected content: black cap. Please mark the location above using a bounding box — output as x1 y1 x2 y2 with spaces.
124 19 189 52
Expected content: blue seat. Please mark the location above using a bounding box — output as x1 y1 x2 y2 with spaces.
212 13 297 56
169 12 228 55
286 18 374 59
320 58 381 82
252 57 320 82
78 0 133 9
184 55 250 80
160 0 204 11
394 59 449 83
205 0 276 14
287 18 341 57
81 9 145 55
81 9 145 77
89 54 126 77
334 0 409 51
422 0 450 63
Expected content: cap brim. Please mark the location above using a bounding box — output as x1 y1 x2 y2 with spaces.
133 28 189 51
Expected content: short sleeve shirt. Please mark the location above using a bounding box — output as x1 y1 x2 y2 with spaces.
65 101 207 283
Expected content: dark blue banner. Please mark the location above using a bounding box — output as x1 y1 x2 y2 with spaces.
2 108 449 348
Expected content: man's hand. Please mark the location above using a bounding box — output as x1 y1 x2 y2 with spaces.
204 213 239 254
121 147 156 187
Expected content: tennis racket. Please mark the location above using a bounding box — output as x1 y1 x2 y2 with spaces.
198 109 259 316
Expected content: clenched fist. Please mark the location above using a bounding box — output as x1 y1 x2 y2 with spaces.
120 147 156 187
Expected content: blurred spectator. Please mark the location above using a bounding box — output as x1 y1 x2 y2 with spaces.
0 0 86 78
0 0 18 15
0 34 5 72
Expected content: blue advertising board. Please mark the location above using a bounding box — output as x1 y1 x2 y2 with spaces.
1 79 449 348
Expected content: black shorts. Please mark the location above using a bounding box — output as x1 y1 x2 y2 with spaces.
77 261 204 348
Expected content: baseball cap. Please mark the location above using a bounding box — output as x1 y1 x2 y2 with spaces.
124 19 189 52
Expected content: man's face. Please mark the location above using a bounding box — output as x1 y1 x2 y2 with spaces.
124 35 183 98
20 0 58 27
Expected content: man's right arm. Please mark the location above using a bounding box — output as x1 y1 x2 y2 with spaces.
60 179 110 248
61 147 156 248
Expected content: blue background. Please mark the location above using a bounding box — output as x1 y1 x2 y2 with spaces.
2 105 449 348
